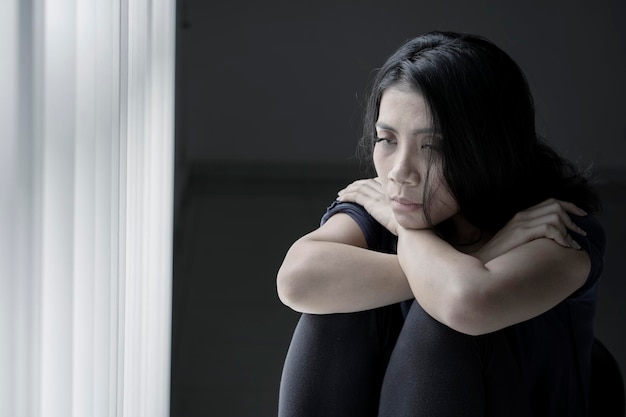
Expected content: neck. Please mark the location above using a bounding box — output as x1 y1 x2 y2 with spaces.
439 215 488 252
450 231 483 247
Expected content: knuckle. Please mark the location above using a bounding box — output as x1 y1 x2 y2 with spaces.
547 213 560 224
548 201 561 211
512 211 525 222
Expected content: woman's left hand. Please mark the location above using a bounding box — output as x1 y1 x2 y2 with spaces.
336 178 399 235
474 198 587 263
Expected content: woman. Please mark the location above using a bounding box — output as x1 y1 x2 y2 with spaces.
276 31 604 417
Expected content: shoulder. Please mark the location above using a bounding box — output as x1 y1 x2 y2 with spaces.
321 200 370 226
568 214 606 298
321 200 395 252
571 214 605 254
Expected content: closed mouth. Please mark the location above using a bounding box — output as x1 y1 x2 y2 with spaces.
390 197 423 212
391 196 421 205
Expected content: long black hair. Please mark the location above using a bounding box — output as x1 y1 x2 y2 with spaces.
361 31 600 233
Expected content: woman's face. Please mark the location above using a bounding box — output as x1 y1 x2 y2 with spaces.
373 86 460 230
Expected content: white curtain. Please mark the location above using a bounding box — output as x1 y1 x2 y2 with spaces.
0 0 176 416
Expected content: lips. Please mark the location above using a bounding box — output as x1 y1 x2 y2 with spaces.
392 196 418 205
390 196 423 212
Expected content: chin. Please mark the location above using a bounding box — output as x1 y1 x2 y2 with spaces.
395 214 430 230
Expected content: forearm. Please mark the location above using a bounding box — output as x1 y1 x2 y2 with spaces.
396 228 488 334
277 239 413 314
397 226 593 335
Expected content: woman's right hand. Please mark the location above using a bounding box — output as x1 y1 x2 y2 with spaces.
336 178 400 235
475 198 588 264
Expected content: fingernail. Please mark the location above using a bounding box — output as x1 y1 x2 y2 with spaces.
572 240 582 250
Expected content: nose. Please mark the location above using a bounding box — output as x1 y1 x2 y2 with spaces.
388 147 420 186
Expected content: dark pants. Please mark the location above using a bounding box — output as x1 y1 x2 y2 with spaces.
278 300 531 417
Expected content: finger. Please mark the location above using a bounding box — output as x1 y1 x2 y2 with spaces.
338 180 383 199
337 183 386 206
555 200 588 216
566 220 587 237
518 200 587 236
522 211 586 240
524 213 568 239
338 179 379 195
526 223 581 250
563 234 582 250
528 198 588 218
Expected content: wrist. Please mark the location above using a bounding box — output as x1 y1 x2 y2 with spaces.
397 227 437 244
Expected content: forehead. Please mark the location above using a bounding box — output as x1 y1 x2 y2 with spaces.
377 86 432 130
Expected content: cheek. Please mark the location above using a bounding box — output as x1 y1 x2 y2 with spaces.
372 147 387 178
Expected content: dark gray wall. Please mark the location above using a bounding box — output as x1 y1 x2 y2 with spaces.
171 1 626 416
175 0 626 169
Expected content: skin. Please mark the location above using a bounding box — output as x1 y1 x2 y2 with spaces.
371 85 461 235
277 86 591 336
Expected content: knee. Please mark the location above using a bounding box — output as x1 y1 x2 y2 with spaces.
401 300 482 350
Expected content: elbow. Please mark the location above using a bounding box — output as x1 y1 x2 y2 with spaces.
276 264 302 311
276 238 334 314
437 277 493 336
276 248 314 312
441 297 487 336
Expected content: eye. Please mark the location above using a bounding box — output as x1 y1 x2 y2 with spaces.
421 141 441 151
375 136 396 146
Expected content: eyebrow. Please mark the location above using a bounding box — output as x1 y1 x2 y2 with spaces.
375 122 439 136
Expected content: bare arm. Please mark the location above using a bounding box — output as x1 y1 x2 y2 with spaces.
279 177 591 321
396 227 590 335
473 199 588 262
336 179 592 333
276 213 413 314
